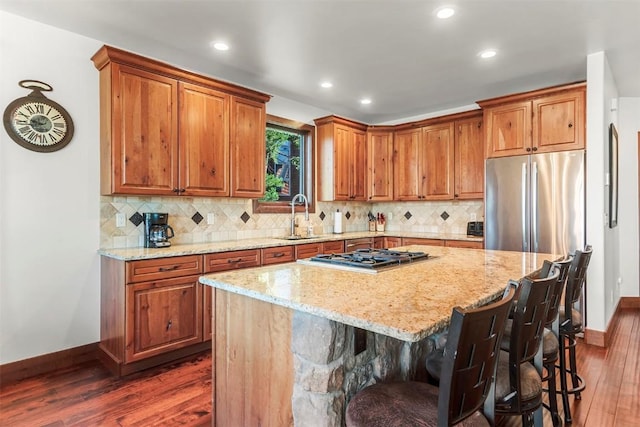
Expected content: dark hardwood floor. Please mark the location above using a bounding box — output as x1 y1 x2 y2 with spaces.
1 308 637 426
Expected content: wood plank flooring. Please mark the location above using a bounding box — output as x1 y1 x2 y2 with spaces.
0 308 638 426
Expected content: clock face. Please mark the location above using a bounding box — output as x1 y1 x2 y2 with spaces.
10 101 69 147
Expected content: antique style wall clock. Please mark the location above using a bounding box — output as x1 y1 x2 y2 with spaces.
3 80 75 152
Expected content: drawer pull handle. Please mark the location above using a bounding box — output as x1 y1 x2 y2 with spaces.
228 258 243 263
166 320 172 330
273 252 284 258
158 265 180 272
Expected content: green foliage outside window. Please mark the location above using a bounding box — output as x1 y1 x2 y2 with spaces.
261 127 301 201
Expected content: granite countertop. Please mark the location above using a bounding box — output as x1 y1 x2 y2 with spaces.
199 245 557 342
98 231 483 260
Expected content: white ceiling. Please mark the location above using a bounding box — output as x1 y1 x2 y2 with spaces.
1 0 638 123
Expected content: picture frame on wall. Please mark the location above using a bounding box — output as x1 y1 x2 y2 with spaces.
609 123 619 228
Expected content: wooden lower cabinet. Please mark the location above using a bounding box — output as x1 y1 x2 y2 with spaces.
322 240 345 253
384 237 402 248
262 245 295 265
100 255 210 376
126 275 202 363
345 237 374 251
295 242 323 259
401 237 445 246
445 240 484 249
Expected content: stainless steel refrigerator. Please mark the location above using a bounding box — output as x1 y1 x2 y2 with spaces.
485 151 585 255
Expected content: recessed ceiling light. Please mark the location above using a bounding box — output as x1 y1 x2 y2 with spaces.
479 49 497 59
436 6 455 19
211 41 229 51
360 98 372 105
320 81 333 88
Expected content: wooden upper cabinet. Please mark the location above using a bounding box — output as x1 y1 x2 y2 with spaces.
393 128 422 200
454 115 484 199
179 82 230 196
366 129 394 201
422 122 454 200
91 45 270 197
316 116 367 201
105 64 179 195
480 82 585 158
230 97 266 198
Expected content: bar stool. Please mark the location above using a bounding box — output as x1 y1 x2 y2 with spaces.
345 283 517 427
520 258 572 426
557 245 592 424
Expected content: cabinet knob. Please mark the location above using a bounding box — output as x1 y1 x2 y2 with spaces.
568 122 573 128
166 320 172 331
210 168 216 176
532 147 538 151
526 147 532 152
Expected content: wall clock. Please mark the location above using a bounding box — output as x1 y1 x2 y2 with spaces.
3 80 75 153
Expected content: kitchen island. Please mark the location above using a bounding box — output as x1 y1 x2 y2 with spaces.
199 245 557 427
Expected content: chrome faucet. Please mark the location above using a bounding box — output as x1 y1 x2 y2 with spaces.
291 193 309 237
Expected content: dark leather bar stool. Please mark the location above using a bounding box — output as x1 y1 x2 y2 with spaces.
345 283 517 427
557 245 592 424
492 268 559 427
507 258 572 426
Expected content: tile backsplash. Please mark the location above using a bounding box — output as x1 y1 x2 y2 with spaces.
100 196 484 249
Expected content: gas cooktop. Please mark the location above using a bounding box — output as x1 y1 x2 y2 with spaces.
298 248 432 274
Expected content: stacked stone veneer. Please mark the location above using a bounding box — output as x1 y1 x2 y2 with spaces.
100 195 483 249
291 311 439 427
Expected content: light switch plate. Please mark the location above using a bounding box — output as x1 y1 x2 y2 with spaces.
116 213 126 228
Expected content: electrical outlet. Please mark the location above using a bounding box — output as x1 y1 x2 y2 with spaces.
387 212 393 221
470 213 477 221
207 213 215 225
116 213 126 228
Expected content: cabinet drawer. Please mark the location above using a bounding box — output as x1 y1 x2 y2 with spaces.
126 255 203 283
295 243 323 259
345 238 374 251
262 246 295 265
204 249 261 273
322 240 345 254
401 238 444 246
445 240 484 249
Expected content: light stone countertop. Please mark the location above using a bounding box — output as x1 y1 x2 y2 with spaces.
199 245 558 342
98 231 484 260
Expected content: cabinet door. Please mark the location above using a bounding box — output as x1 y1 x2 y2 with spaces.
393 128 422 200
422 123 454 200
454 117 484 199
230 97 266 198
484 101 532 158
366 131 394 201
179 82 230 196
204 249 261 273
532 89 585 153
333 125 352 201
125 275 202 362
350 129 367 201
111 64 178 195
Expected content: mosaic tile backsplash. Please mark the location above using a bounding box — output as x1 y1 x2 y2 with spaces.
100 196 484 249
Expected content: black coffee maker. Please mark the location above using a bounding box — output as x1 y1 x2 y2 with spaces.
143 213 175 248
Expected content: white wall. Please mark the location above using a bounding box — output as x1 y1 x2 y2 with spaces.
0 12 102 364
585 52 620 332
618 97 640 297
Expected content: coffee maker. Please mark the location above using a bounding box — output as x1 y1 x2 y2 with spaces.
143 213 175 248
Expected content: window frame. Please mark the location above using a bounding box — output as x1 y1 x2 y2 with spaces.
252 114 315 214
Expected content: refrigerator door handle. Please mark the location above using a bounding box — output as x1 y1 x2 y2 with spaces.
532 160 538 252
522 162 528 251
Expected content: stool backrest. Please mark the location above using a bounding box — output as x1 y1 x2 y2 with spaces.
543 258 572 327
565 245 593 308
438 283 517 426
510 268 558 365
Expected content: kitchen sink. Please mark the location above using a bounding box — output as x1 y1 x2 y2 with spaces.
278 235 319 240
